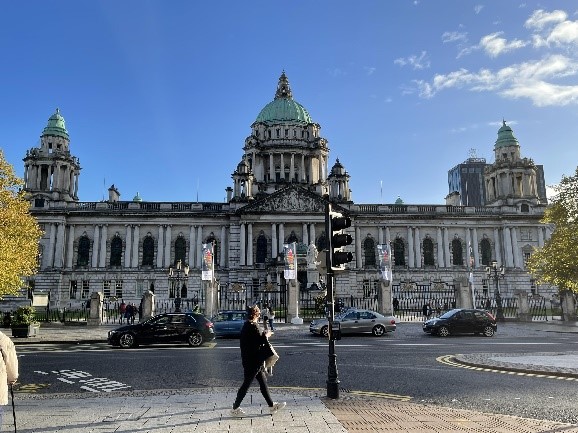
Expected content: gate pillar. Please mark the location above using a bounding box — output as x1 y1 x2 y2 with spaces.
515 290 530 322
377 279 393 316
453 277 473 309
141 290 155 322
87 291 103 327
287 280 303 324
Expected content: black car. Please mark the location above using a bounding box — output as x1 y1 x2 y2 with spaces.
107 312 215 348
422 308 497 337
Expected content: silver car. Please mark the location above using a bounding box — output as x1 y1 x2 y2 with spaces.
309 308 396 337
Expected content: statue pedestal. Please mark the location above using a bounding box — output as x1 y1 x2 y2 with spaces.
291 316 303 325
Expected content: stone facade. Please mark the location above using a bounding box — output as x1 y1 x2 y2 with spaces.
18 73 554 313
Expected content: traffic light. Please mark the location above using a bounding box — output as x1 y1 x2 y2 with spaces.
329 207 353 270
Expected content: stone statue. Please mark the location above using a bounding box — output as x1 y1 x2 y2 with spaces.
307 243 318 269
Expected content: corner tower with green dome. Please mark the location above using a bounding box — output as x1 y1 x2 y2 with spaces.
23 108 81 204
231 72 335 201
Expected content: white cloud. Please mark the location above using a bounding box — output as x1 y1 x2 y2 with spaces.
480 32 528 57
442 31 468 44
414 54 578 106
546 20 578 46
364 66 377 75
394 51 430 70
525 9 567 31
474 5 484 14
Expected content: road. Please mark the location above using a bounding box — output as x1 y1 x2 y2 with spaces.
16 322 578 424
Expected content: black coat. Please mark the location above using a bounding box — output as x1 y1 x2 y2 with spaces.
239 320 267 372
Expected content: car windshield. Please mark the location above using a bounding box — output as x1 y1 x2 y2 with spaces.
439 309 460 319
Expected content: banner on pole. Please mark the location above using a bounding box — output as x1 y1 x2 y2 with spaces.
377 244 392 281
201 243 214 281
283 243 296 280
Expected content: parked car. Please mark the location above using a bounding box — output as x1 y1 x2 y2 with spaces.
107 312 215 348
422 308 497 337
310 308 396 337
211 310 247 338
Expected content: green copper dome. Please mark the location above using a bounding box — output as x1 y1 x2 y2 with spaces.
255 72 313 125
495 120 519 149
42 108 69 139
133 192 143 202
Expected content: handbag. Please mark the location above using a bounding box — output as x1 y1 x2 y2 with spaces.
260 340 279 368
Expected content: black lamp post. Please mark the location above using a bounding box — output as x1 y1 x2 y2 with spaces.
168 259 189 313
486 260 505 321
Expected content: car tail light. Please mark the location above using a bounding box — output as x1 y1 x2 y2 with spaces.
205 321 213 328
390 319 396 325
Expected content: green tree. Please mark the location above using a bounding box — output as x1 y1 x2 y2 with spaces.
527 167 578 293
0 150 43 297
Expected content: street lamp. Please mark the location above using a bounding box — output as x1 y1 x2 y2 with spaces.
168 259 189 313
485 260 505 321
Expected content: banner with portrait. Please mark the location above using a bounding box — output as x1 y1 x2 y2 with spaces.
201 243 214 281
377 244 392 281
283 243 296 280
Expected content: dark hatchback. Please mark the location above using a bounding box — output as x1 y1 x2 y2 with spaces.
211 310 247 338
423 308 497 337
107 312 215 348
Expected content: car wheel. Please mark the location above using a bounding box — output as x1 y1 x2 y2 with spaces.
321 326 329 338
482 326 495 337
372 325 386 336
119 333 136 349
187 331 204 347
437 326 450 337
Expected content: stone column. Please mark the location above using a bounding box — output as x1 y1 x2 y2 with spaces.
286 280 302 324
302 223 308 246
247 223 253 266
164 225 172 268
503 227 513 268
515 290 530 322
408 227 414 268
301 154 306 181
351 225 359 268
99 224 108 268
189 226 196 266
377 280 393 316
453 277 473 309
131 225 140 268
196 226 203 268
141 290 155 322
205 280 219 319
46 223 56 268
436 227 444 268
538 226 544 247
310 223 316 246
66 224 75 268
54 223 65 268
443 227 450 267
472 228 479 268
414 227 421 268
220 225 226 267
157 225 164 268
240 223 246 266
271 223 277 259
511 227 521 268
92 225 100 268
125 225 132 268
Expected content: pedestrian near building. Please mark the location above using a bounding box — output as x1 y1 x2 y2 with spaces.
119 301 127 324
261 305 270 331
0 330 18 429
268 306 275 331
231 305 285 417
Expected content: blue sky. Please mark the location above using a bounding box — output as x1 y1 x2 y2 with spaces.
2 1 577 204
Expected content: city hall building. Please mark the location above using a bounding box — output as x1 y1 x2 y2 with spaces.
17 73 552 320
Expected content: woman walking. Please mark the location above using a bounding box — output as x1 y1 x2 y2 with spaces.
231 305 285 417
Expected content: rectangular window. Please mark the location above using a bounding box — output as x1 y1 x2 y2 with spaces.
103 280 111 298
115 280 123 298
82 280 90 299
136 280 144 298
70 280 78 299
523 252 531 266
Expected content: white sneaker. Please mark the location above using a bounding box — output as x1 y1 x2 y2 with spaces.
231 407 246 417
270 401 286 414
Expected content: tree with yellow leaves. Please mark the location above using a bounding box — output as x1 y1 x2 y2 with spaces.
0 150 43 297
527 167 578 293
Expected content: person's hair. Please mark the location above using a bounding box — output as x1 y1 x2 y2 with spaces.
248 305 260 321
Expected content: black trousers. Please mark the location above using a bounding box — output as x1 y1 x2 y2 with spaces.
233 366 273 409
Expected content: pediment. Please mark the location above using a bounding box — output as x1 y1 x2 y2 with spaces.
238 186 327 214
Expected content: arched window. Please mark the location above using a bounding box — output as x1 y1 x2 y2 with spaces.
480 238 492 266
423 237 434 266
287 231 298 244
393 238 405 266
77 235 90 266
142 236 155 266
363 237 376 267
316 232 327 252
110 236 122 267
256 232 267 264
175 236 186 265
452 239 463 265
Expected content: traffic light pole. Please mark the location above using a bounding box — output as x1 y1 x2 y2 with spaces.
325 202 340 399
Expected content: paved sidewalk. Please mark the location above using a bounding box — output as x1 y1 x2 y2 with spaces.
5 320 578 432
